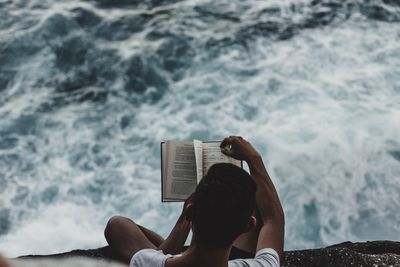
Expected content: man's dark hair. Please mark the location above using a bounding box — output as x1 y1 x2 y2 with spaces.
192 163 257 248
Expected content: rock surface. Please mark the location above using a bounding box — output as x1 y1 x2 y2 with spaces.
11 258 124 267
18 241 400 267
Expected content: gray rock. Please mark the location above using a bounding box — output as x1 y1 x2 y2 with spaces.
18 241 400 267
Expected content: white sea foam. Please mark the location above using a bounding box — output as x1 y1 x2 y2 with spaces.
0 204 106 257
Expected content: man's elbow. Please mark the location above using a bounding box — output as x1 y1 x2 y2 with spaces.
273 204 285 227
279 207 285 226
262 207 285 225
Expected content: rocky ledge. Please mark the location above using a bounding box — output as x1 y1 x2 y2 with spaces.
19 241 400 267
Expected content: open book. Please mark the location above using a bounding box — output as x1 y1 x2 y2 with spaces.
161 140 242 202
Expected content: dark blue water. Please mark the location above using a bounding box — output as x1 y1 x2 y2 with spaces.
0 0 399 257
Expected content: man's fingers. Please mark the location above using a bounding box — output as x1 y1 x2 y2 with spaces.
186 193 195 203
221 137 236 156
220 138 228 148
221 136 244 148
221 136 234 148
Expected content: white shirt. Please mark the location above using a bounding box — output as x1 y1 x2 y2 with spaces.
130 248 280 267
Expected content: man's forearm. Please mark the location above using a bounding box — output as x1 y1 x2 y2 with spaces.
248 155 285 260
157 214 191 255
247 156 284 224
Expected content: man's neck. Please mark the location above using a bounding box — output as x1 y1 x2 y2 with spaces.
166 242 232 267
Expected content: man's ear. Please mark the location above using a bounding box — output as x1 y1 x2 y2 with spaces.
244 215 257 233
185 203 194 222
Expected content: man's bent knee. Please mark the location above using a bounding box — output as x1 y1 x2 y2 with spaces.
104 215 156 263
106 215 130 228
105 216 132 244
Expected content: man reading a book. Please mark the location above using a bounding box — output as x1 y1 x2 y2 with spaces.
104 136 285 267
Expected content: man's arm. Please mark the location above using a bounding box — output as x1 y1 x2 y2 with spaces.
221 136 285 261
157 197 192 254
248 155 285 260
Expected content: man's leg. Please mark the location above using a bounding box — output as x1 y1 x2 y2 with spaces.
232 207 262 254
104 216 162 263
137 224 165 247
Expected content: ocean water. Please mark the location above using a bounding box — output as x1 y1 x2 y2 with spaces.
0 0 399 258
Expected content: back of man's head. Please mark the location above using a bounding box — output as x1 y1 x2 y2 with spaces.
191 163 257 248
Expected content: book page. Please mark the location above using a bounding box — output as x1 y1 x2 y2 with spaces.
164 141 197 200
193 139 203 184
162 142 167 200
202 142 241 175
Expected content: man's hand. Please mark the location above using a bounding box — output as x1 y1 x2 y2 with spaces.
179 193 194 222
158 195 192 255
220 136 260 162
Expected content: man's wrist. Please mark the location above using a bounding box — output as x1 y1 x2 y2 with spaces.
177 213 190 226
246 154 262 165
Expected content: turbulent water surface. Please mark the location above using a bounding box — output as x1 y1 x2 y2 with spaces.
0 0 400 257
